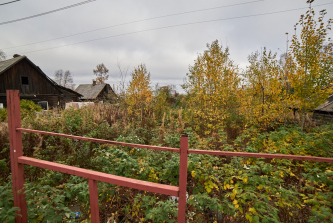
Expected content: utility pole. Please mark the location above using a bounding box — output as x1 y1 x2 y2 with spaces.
284 32 289 125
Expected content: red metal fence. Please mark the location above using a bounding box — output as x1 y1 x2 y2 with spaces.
7 90 333 223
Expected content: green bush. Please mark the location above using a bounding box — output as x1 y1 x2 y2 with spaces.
0 179 19 223
0 108 7 122
0 100 42 122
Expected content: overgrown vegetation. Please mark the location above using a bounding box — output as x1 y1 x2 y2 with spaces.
1 2 333 222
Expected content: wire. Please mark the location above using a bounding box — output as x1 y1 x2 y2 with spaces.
18 2 333 54
0 0 20 6
2 0 264 50
0 0 96 25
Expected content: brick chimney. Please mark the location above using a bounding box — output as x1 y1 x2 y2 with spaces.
92 80 96 86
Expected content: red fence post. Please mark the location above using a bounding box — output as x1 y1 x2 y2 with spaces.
89 179 100 222
178 135 188 223
7 90 28 223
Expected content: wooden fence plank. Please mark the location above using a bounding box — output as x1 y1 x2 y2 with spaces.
7 90 28 223
178 136 188 223
188 149 333 163
89 179 100 223
18 156 179 196
17 128 180 153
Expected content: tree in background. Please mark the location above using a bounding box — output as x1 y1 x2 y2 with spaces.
115 61 130 110
153 84 173 120
287 2 333 127
116 61 129 97
54 69 75 90
126 64 153 120
244 48 286 127
93 63 109 84
0 50 6 61
183 40 241 136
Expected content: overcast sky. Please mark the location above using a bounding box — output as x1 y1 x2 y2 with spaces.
0 0 332 93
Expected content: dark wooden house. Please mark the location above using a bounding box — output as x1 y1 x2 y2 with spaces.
0 54 82 109
75 82 117 103
313 94 333 122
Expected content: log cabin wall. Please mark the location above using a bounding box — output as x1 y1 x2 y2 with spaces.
58 89 81 108
96 84 117 102
0 57 81 108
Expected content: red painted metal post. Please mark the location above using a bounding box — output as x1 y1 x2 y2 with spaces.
89 179 100 223
7 90 28 223
178 136 188 223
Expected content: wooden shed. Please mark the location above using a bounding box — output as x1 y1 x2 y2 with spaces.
75 82 117 103
0 54 82 109
313 94 333 123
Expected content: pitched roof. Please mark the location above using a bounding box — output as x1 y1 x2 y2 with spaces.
314 96 333 113
0 55 26 74
0 55 82 97
57 85 83 97
75 83 108 100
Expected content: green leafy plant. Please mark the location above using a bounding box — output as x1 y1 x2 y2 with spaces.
0 180 19 223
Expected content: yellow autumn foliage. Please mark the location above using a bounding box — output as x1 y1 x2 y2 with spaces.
183 40 241 135
126 64 153 119
286 8 333 119
243 48 289 127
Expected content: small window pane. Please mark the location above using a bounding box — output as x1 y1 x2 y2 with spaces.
21 77 29 85
37 101 48 110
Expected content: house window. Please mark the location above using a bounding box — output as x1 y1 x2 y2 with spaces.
37 101 48 110
21 76 29 85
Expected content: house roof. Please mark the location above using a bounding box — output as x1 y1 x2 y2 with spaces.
0 55 82 97
75 83 109 100
0 55 26 74
57 85 83 97
314 98 333 113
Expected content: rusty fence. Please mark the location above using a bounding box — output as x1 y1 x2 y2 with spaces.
7 90 333 223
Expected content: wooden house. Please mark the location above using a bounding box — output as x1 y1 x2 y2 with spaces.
313 94 333 122
75 81 117 103
0 54 82 109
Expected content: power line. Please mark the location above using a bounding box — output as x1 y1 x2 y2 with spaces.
19 2 333 54
2 0 264 50
0 0 96 25
0 0 20 6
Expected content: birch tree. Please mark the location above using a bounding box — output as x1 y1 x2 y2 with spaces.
54 70 75 89
244 48 286 126
183 40 241 135
126 64 153 119
0 50 6 61
93 63 109 84
287 3 333 126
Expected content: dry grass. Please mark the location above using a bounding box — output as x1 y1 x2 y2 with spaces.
0 122 9 179
0 121 8 133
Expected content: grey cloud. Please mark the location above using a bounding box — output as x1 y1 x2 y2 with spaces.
1 0 332 93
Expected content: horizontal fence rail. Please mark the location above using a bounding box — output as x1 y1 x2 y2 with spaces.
18 156 179 196
188 149 333 163
7 90 333 223
17 128 180 153
18 127 333 163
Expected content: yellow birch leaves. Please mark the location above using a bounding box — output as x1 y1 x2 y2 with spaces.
126 64 153 119
287 7 333 114
183 40 240 135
